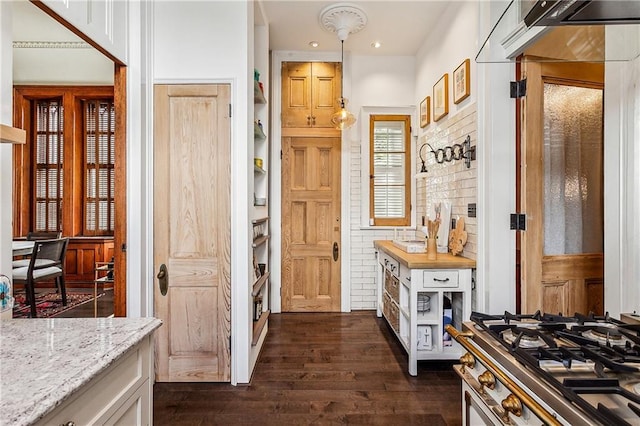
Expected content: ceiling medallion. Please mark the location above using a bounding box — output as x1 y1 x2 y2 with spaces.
319 3 368 41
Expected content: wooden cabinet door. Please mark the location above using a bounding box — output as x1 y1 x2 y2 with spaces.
282 62 312 128
282 62 340 128
311 62 341 128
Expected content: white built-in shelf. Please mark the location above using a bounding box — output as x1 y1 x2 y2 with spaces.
254 122 266 140
254 81 266 104
252 271 270 297
252 235 269 248
0 124 26 144
252 217 269 225
252 310 270 346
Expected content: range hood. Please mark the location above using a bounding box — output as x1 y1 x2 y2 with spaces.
524 0 640 27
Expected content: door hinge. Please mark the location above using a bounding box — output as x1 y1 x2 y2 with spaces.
229 104 232 117
510 213 526 231
280 150 283 159
510 79 527 98
229 336 231 354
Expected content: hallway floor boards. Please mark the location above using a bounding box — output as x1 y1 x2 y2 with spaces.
153 311 462 425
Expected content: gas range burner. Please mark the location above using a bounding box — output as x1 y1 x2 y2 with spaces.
500 326 557 349
582 326 625 345
501 329 546 348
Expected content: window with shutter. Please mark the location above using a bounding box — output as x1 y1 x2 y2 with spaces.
84 100 115 235
369 115 411 226
34 99 64 232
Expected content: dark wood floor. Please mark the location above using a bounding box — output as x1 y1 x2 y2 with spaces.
154 311 462 425
56 287 114 317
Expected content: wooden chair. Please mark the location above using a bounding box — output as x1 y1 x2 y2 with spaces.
12 238 69 318
13 231 63 268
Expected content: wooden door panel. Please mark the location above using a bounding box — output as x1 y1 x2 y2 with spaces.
169 259 219 287
289 256 335 310
312 62 340 128
282 62 312 128
541 281 569 314
542 255 603 281
154 84 231 382
169 288 218 352
282 136 341 312
292 148 307 187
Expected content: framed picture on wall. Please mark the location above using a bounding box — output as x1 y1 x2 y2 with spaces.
420 96 430 128
453 58 470 104
433 73 449 122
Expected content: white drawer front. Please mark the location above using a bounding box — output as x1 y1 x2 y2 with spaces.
381 252 400 276
423 270 459 288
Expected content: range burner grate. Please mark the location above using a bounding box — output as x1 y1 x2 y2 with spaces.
470 310 640 426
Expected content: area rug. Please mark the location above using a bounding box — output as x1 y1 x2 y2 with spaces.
12 292 101 319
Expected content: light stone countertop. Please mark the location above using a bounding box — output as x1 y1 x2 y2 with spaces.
0 317 162 426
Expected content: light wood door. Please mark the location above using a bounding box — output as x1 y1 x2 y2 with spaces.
282 136 341 311
154 84 231 381
520 59 604 315
282 62 341 128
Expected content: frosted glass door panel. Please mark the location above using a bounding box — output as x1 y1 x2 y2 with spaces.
543 83 603 255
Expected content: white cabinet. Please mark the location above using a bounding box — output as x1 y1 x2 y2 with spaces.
37 334 154 425
375 240 474 376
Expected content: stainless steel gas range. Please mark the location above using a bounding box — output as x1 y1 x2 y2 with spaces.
447 312 640 425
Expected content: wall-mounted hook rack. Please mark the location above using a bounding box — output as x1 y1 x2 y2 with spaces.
418 135 475 170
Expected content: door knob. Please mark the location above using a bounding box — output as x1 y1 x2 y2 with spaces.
157 264 168 296
333 242 339 261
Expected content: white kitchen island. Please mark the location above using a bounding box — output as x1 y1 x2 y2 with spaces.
0 317 162 426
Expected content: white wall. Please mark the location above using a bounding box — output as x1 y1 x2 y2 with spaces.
475 1 517 315
13 47 113 84
604 27 640 317
415 2 478 120
349 55 416 310
152 0 253 385
0 2 14 319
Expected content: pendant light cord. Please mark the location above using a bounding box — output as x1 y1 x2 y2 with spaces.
340 40 345 109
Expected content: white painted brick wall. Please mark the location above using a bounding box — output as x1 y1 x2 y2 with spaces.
417 104 478 260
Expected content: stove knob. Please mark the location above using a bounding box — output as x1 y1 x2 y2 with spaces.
478 370 496 392
459 352 475 372
501 394 522 422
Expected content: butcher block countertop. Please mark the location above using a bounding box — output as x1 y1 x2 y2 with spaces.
374 240 476 269
0 317 161 426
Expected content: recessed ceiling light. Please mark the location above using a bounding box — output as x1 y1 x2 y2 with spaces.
371 41 382 49
309 41 319 48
